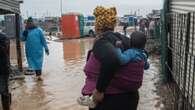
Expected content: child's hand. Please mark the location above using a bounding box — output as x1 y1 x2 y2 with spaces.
143 50 149 58
45 49 49 56
116 40 123 48
92 89 104 103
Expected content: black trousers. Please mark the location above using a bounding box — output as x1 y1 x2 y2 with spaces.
0 33 11 110
35 70 42 76
90 91 139 110
1 93 11 110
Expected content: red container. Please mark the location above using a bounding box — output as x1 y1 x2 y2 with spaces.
61 14 80 39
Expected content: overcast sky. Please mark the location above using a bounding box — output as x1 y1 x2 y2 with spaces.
21 0 163 18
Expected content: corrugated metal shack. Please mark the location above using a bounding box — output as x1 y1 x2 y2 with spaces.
162 0 195 109
0 0 23 71
0 0 20 14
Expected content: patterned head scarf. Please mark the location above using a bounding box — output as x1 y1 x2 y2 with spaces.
93 6 117 34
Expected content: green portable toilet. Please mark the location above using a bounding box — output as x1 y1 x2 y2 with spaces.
79 15 84 37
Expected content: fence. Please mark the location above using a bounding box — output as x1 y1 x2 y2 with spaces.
164 12 195 110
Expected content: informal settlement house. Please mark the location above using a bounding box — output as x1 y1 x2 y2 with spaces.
162 0 195 110
0 0 23 71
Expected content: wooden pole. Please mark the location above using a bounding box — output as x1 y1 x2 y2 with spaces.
15 14 23 72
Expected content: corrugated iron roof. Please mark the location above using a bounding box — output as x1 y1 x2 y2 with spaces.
170 0 195 13
0 0 20 14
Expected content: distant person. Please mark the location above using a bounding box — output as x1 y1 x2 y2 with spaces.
49 32 52 40
123 23 128 36
145 19 150 36
139 19 146 33
149 20 155 37
0 33 11 110
21 17 49 81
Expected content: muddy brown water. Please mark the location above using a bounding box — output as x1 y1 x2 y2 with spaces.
8 38 163 110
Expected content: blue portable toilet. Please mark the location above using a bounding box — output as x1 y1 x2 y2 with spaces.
87 16 95 21
128 16 137 26
128 16 134 26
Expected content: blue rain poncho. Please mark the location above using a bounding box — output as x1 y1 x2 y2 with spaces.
21 27 48 70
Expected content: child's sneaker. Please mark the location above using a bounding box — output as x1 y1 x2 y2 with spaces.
77 96 96 108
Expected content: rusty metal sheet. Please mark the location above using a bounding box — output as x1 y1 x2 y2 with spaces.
0 0 20 14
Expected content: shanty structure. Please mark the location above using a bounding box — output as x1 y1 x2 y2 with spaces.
0 0 23 71
162 0 195 109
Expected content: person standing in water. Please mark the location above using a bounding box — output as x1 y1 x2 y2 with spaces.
0 33 11 110
21 17 49 81
78 6 149 110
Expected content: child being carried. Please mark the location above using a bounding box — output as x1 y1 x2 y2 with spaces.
77 32 150 108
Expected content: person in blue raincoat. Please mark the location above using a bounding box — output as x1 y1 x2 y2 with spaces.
21 17 49 80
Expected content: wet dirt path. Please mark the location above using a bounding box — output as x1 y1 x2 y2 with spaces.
10 38 163 110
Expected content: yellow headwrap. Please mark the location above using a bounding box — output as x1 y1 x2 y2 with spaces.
93 6 117 33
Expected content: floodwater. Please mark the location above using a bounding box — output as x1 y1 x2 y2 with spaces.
9 37 163 110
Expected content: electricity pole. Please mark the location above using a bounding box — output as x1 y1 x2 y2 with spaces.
60 0 62 16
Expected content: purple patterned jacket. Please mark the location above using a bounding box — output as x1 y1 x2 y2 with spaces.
82 52 144 95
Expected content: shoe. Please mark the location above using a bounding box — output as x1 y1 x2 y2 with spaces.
77 96 96 108
37 76 43 81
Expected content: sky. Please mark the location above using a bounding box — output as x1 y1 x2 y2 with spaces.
20 0 163 18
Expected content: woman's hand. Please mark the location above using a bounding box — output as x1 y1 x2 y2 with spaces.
23 30 28 37
92 89 104 103
45 49 49 56
115 40 123 48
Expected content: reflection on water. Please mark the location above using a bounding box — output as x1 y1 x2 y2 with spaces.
63 40 82 60
62 39 94 61
11 38 162 110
